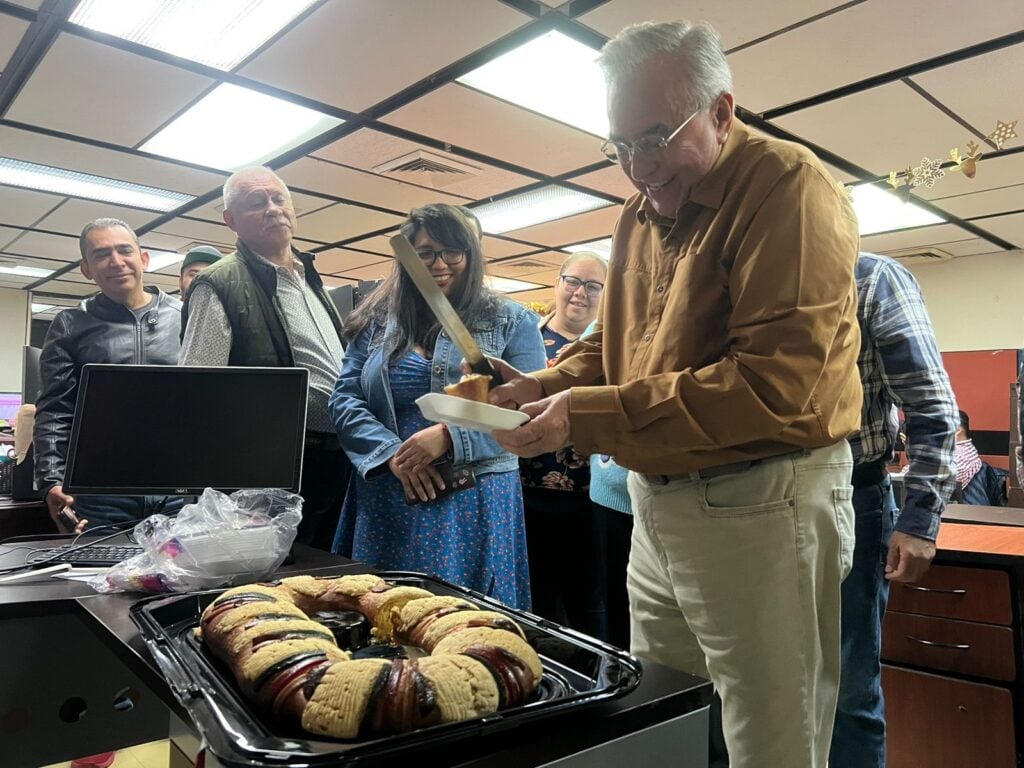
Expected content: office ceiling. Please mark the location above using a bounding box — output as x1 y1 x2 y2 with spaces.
1 0 1022 316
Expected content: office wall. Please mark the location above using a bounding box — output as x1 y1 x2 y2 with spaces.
0 287 28 392
907 249 1024 352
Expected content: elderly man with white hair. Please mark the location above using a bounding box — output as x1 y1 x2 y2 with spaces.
179 166 348 549
487 20 862 768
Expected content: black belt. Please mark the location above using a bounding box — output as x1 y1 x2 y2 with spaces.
641 449 808 486
852 460 887 489
305 431 340 452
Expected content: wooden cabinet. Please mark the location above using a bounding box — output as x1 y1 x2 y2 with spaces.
882 666 1015 768
882 560 1019 767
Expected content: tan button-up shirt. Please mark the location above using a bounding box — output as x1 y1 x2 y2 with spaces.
533 120 862 474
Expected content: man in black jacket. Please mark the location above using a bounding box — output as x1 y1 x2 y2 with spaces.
179 167 349 549
34 218 182 532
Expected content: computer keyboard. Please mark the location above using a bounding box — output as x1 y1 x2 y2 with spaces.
28 543 144 567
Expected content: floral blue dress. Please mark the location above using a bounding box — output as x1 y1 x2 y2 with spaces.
334 351 531 610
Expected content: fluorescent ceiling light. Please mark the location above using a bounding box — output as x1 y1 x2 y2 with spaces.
472 185 611 234
458 31 607 137
141 84 343 171
458 30 602 139
0 156 194 211
485 275 545 293
69 0 317 71
565 237 612 259
31 303 56 314
850 184 945 236
0 264 54 278
145 250 184 272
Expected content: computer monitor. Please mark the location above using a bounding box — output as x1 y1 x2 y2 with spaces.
0 392 20 421
22 346 42 405
64 365 309 496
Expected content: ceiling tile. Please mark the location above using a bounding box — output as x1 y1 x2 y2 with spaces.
507 287 552 305
340 259 398 282
728 0 1024 114
578 0 841 50
36 198 156 235
481 235 537 260
0 124 226 196
911 43 1024 138
487 251 571 278
383 83 602 176
313 248 390 274
975 212 1024 249
774 82 967 176
291 202 404 244
568 164 634 200
1 229 81 263
934 183 1024 220
151 219 236 250
503 205 618 247
312 129 535 201
7 33 214 148
860 222 982 254
0 224 25 252
277 156 467 214
239 0 529 112
0 16 29 73
0 186 65 230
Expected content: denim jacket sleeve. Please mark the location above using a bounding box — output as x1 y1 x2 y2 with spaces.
329 324 402 479
448 302 546 467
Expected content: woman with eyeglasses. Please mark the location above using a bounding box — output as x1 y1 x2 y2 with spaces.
519 251 609 637
329 203 545 610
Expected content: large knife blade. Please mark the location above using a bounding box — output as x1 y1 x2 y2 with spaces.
390 233 501 385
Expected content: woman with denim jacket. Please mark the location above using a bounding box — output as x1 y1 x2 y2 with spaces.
329 204 546 610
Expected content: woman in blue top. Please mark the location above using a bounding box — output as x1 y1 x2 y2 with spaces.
329 204 546 610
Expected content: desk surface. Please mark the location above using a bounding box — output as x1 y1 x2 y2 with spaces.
938 522 1024 557
3 539 711 767
943 504 1024 527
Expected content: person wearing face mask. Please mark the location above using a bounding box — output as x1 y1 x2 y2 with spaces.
519 252 609 638
179 166 349 550
484 20 861 768
328 204 545 610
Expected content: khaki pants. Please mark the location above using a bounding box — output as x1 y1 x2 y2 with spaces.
627 441 854 768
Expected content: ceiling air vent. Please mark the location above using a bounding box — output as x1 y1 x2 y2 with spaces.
888 247 954 265
373 150 482 189
503 258 554 271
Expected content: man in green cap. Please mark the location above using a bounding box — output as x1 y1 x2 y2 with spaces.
178 245 222 297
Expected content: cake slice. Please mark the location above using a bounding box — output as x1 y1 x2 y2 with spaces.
444 373 491 403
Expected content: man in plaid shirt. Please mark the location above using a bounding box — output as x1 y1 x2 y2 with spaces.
831 253 959 768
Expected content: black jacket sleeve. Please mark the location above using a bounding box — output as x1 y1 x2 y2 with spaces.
33 313 79 497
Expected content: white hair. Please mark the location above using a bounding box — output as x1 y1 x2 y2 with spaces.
597 21 733 111
222 166 290 211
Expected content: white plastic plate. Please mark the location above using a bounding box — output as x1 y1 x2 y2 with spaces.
416 392 529 434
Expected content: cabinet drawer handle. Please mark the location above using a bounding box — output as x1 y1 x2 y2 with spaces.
906 635 970 651
904 585 966 595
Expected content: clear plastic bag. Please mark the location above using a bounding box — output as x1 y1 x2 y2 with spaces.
90 488 303 594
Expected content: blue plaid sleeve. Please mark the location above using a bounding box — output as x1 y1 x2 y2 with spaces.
864 257 958 540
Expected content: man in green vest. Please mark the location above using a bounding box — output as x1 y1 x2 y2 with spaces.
180 166 349 550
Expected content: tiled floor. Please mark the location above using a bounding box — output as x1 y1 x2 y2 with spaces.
37 739 170 768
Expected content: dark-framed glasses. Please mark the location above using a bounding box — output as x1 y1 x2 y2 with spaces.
560 274 604 296
600 108 700 164
416 247 466 267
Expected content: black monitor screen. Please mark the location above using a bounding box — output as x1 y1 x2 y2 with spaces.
22 346 42 405
64 365 308 495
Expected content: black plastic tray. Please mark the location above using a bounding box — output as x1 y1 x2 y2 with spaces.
130 571 642 767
